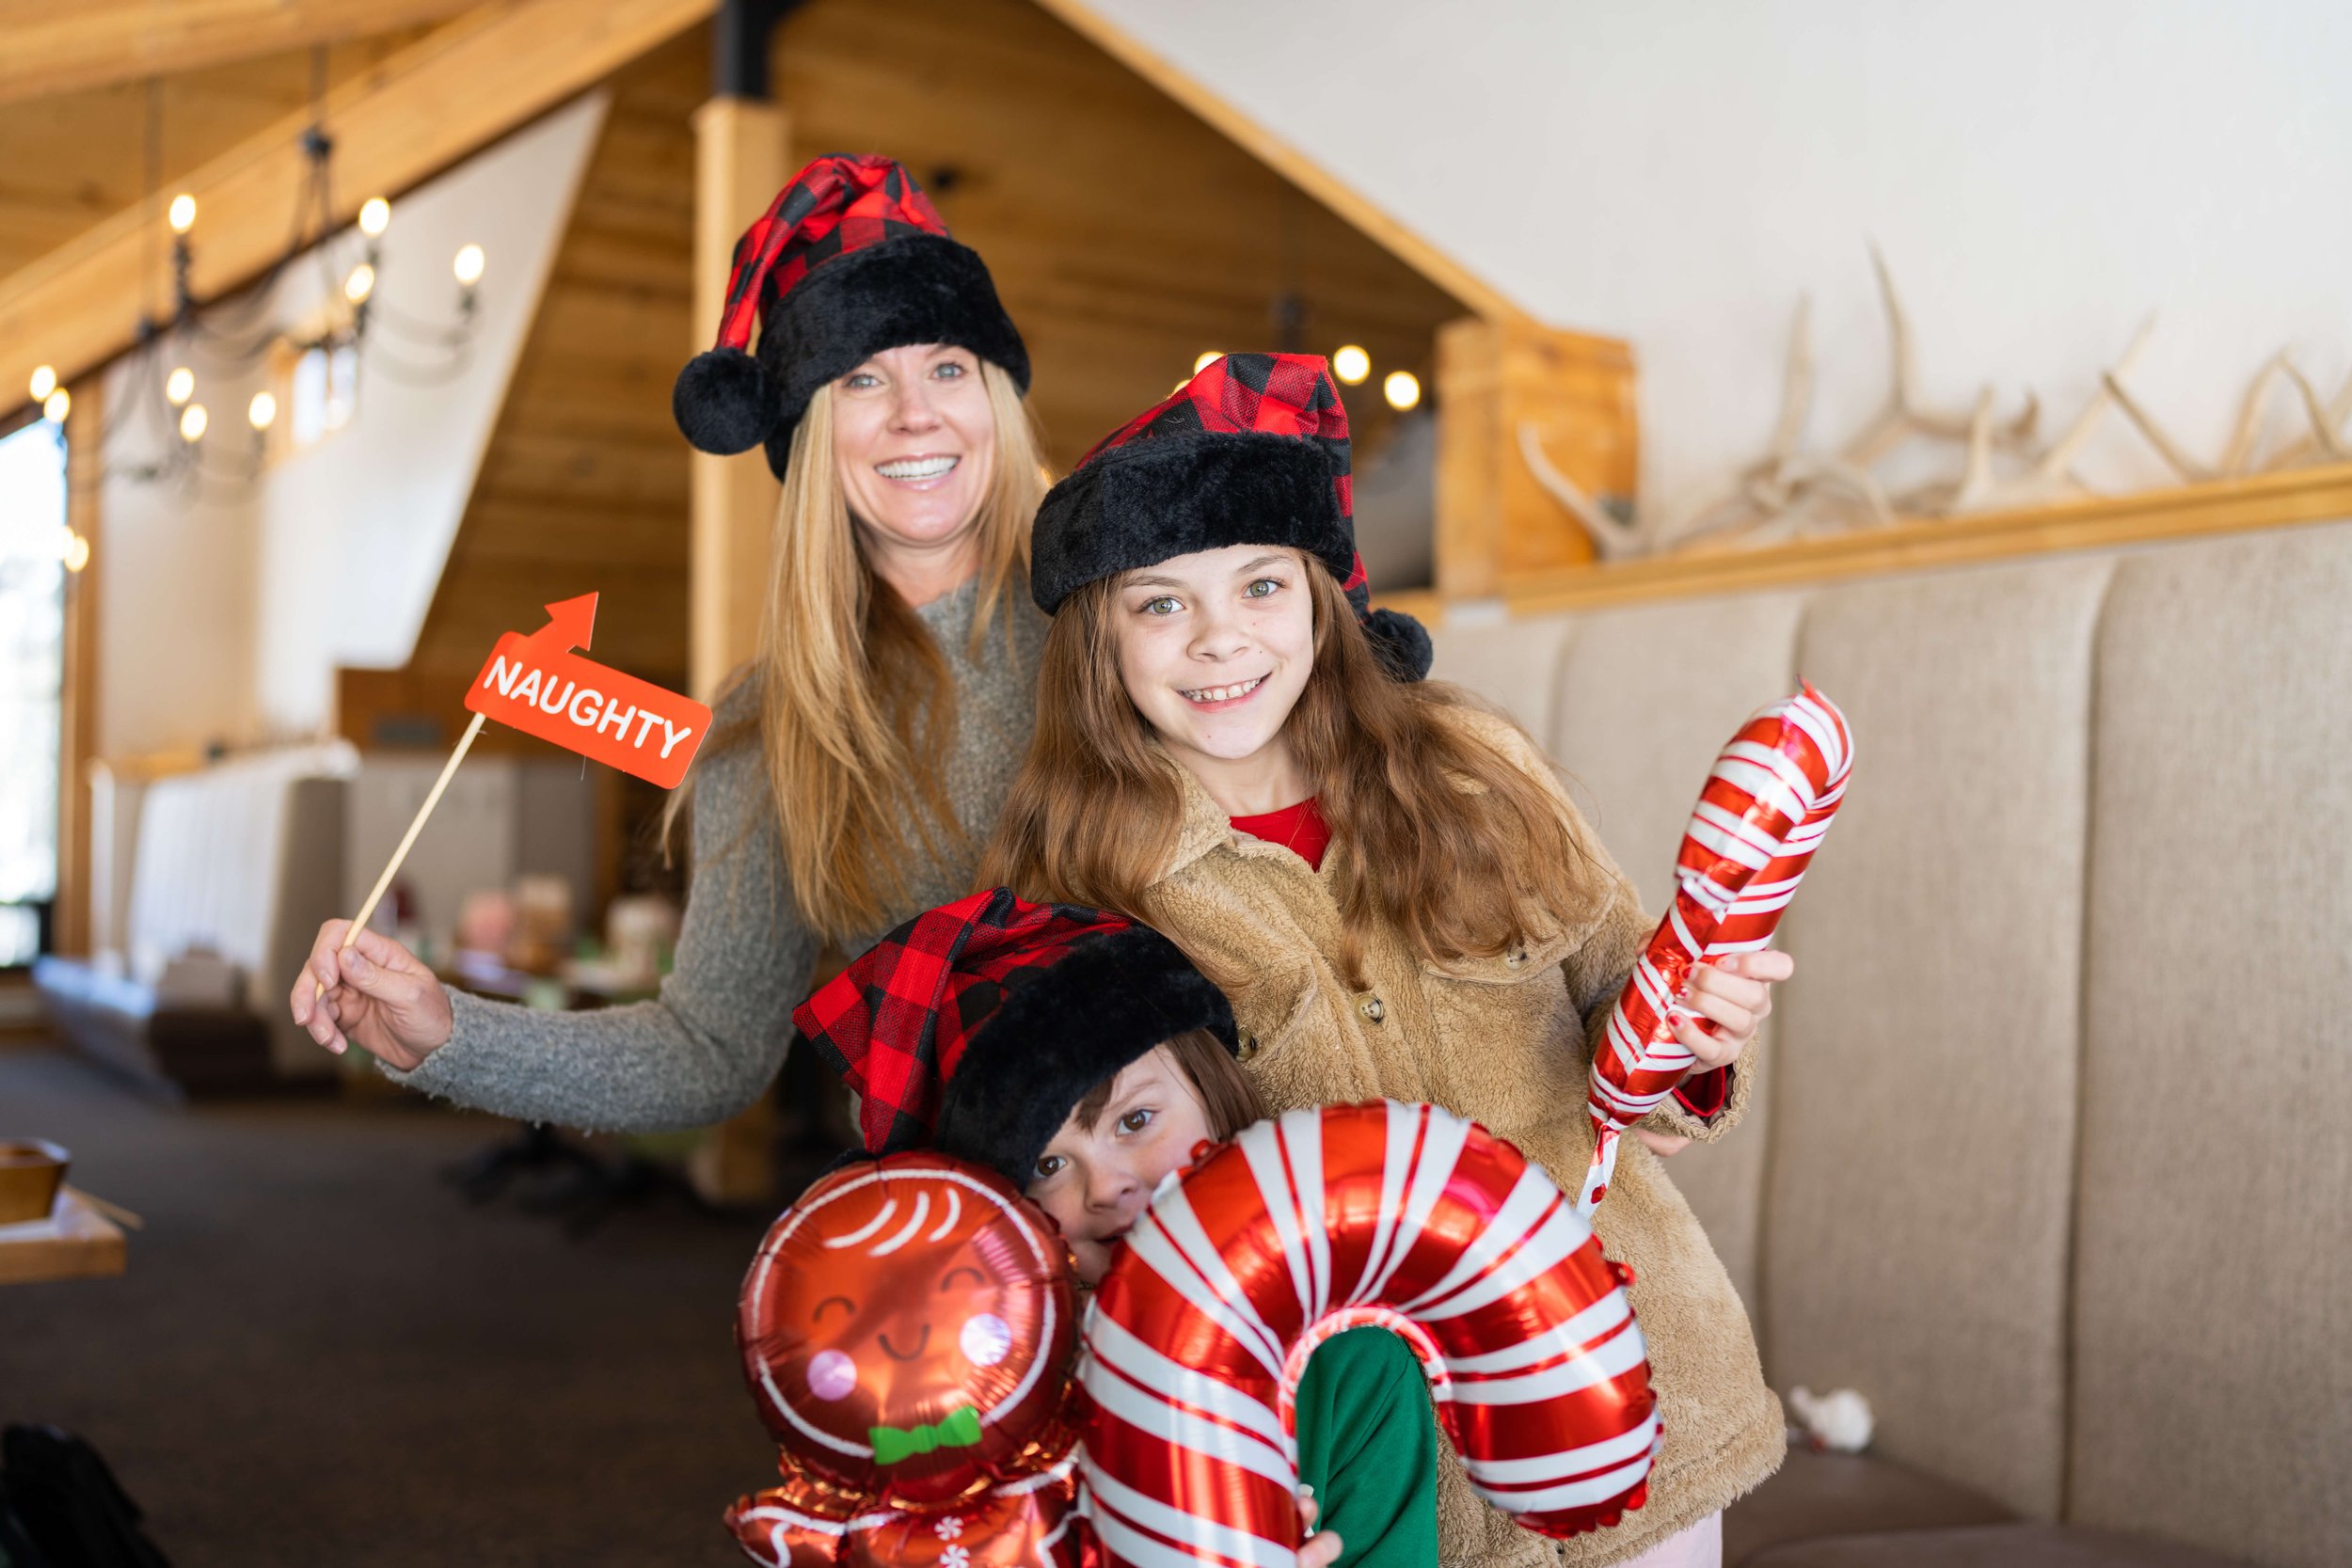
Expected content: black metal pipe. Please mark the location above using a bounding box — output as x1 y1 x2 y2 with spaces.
712 0 803 100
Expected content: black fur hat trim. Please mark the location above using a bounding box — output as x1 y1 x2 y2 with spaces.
1028 433 1353 614
753 232 1029 479
931 927 1237 1185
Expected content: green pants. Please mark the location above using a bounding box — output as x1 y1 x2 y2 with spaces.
1294 1328 1442 1567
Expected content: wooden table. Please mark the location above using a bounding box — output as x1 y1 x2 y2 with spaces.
0 1189 127 1284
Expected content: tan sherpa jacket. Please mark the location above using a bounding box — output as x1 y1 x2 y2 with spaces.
1144 708 1784 1568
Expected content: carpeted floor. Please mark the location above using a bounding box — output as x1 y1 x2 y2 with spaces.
0 1041 785 1567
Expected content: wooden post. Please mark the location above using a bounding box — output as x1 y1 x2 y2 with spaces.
54 378 103 958
689 96 789 699
1435 316 1640 598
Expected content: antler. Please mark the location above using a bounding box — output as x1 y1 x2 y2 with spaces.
2219 353 2290 475
1839 245 2037 467
1518 421 1653 561
2277 360 2352 464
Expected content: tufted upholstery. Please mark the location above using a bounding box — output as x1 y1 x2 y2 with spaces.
1426 519 2352 1568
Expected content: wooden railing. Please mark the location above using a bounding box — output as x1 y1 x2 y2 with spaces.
1376 463 2352 626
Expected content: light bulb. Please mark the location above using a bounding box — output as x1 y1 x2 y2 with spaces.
248 391 278 431
63 531 91 573
1192 351 1222 374
42 388 70 423
452 244 485 287
1382 370 1422 412
358 197 390 238
28 365 56 401
166 365 195 405
180 403 209 442
168 193 197 234
1332 344 1371 386
344 263 375 304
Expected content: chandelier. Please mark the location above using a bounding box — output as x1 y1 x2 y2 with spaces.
28 59 490 500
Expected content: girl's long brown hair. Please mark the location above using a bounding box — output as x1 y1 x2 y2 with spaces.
979 561 1595 981
681 361 1048 946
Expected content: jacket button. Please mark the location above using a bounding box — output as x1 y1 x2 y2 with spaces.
1237 1033 1260 1062
1361 997 1385 1022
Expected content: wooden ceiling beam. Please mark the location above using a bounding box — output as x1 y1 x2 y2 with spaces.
0 0 492 104
1026 0 1535 331
0 0 716 408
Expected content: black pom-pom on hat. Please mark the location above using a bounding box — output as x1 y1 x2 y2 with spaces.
671 347 776 456
1362 606 1435 682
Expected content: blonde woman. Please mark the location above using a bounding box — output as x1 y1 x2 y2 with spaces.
289 156 1050 1130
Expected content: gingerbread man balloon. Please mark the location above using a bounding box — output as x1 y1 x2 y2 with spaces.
726 1152 1088 1568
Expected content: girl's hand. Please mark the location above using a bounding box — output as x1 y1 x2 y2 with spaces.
1674 949 1794 1072
1296 1486 1341 1568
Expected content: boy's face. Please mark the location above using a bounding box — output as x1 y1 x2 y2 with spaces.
1024 1046 1216 1286
1110 545 1316 794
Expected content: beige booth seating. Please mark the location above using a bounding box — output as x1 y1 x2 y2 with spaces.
36 745 355 1094
1428 521 2351 1568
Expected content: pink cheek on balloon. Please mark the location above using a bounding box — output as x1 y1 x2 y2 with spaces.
960 1312 1012 1368
807 1349 858 1402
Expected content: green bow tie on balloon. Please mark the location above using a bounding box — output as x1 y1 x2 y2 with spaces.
869 1405 983 1465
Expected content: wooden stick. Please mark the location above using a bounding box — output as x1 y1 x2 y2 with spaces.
63 1185 144 1231
315 710 486 999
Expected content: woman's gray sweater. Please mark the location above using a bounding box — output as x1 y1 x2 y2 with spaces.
387 578 1050 1131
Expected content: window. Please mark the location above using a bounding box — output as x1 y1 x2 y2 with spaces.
0 419 67 966
287 341 358 450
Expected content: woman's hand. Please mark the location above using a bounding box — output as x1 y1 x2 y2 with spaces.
288 920 454 1070
1673 949 1794 1072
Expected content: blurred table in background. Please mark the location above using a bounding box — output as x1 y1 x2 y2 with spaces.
0 1189 126 1285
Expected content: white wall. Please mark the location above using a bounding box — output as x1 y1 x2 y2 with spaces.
98 93 606 757
1084 0 2352 503
96 379 264 755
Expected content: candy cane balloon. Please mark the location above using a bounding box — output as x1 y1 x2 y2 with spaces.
1580 682 1852 1215
1082 1101 1659 1565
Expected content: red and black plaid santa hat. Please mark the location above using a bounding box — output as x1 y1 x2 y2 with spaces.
672 153 1029 479
1027 351 1433 680
793 887 1238 1184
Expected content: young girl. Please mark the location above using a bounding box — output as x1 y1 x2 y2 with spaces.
981 354 1789 1568
795 887 1440 1568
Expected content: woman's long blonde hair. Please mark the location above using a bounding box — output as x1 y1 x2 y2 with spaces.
979 562 1595 983
706 360 1046 946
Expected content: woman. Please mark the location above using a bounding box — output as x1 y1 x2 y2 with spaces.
287 154 1051 1132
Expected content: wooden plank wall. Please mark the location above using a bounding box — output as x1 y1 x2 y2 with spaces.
0 31 436 284
338 32 705 755
775 0 1463 473
344 0 1468 753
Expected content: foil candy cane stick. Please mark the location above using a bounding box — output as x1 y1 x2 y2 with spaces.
1081 1101 1659 1566
1578 684 1852 1217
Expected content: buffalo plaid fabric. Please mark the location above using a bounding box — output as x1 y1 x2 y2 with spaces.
708 153 948 358
794 888 1134 1157
1081 352 1369 606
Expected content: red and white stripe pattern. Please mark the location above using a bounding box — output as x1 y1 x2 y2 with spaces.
1579 683 1852 1215
1080 1101 1658 1565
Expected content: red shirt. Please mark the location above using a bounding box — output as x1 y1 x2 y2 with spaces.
1223 796 1728 1119
1229 797 1332 871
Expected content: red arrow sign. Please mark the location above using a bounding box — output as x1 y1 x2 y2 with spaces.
465 594 712 788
